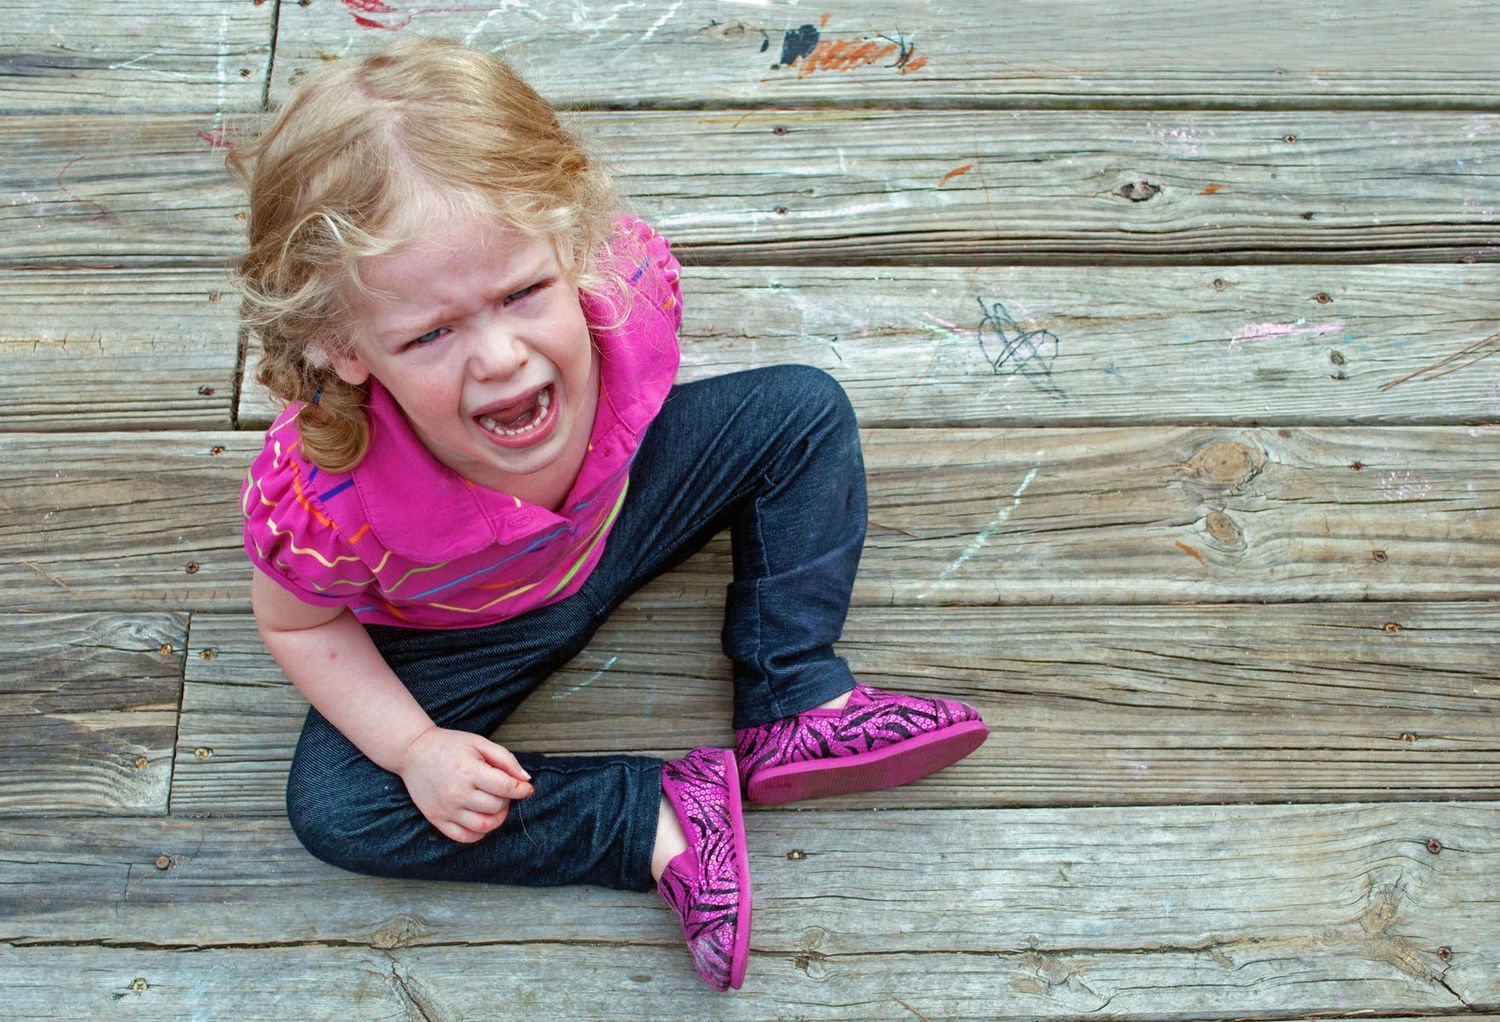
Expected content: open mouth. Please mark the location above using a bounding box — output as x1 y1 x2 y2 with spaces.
477 385 553 439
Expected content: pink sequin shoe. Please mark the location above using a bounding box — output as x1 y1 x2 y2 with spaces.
736 684 989 805
658 747 753 991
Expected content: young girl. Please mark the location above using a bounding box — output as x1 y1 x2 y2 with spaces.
234 36 987 992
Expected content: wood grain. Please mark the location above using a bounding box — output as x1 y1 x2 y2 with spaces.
1 269 240 430
0 802 1491 1017
270 0 1500 110
237 263 1500 430
5 427 1496 611
7 110 1499 268
0 946 1488 1022
0 613 185 815
0 1 272 113
4 5 1498 1018
169 603 1500 815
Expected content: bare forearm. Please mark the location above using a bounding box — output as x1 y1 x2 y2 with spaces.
260 609 433 772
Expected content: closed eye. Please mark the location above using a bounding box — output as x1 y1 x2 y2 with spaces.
405 326 449 349
506 279 550 304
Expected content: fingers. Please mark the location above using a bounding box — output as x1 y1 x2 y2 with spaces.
460 790 510 816
435 804 511 844
478 741 532 781
473 766 533 801
474 740 535 798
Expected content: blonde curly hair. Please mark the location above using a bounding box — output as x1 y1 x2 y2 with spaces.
230 37 621 472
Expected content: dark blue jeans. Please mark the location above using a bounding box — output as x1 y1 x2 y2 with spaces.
285 366 866 892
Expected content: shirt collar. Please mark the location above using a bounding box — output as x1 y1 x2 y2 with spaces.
349 286 674 563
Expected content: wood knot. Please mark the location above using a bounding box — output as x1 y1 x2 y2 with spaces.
1116 179 1161 202
1182 440 1262 488
1204 510 1244 549
372 914 429 949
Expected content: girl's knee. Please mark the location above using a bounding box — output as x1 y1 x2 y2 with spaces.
758 364 858 434
286 768 398 875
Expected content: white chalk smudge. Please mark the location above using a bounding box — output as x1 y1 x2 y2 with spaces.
552 654 619 699
1230 320 1346 349
919 458 1041 600
639 0 683 42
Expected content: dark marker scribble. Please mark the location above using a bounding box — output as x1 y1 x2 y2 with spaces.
779 24 820 67
877 31 918 70
976 296 1066 399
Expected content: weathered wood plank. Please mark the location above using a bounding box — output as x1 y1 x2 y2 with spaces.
7 110 1499 268
0 269 239 430
170 603 1500 815
0 1 273 114
1 115 239 269
4 427 1496 611
237 263 1500 430
0 803 1492 1017
0 613 184 815
272 0 1500 110
0 944 1488 1022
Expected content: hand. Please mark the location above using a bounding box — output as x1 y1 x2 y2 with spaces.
394 727 535 843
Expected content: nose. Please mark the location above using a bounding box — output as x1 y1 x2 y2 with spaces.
467 315 529 380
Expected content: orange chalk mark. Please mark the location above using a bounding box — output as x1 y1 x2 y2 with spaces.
1175 540 1206 565
820 12 829 27
1202 182 1225 195
901 54 929 73
799 38 899 77
940 164 973 186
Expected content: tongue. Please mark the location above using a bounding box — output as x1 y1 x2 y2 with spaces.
498 399 536 428
489 393 539 428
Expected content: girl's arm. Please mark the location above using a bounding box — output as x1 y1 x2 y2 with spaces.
251 567 533 842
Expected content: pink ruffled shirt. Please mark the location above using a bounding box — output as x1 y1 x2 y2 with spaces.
241 217 682 629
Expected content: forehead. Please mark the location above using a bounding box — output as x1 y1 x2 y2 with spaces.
351 217 555 319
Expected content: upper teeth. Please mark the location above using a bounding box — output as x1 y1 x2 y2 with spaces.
480 387 551 436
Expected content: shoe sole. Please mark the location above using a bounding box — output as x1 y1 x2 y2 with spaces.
745 720 989 805
722 748 753 990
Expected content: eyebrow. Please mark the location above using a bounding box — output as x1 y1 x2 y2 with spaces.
371 253 555 345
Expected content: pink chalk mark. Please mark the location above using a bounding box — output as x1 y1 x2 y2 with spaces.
923 313 962 332
1232 320 1346 344
340 0 489 30
56 156 109 220
198 129 233 149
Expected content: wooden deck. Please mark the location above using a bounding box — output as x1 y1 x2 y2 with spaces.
2 2 1498 1018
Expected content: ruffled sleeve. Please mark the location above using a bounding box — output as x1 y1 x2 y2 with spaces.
241 410 371 609
625 215 683 334
579 217 684 436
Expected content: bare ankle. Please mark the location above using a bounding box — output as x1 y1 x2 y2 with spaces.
814 689 853 712
650 795 687 882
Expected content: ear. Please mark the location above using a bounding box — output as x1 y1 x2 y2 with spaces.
307 332 370 386
328 348 371 386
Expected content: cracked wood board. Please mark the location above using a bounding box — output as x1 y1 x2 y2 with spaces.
170 603 1500 815
239 264 1500 430
5 427 1497 611
0 803 1492 1016
0 0 273 114
0 612 185 815
0 269 240 430
270 0 1500 109
7 110 1500 269
0 944 1489 1021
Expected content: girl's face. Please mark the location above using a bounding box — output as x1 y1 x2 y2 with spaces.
331 214 598 508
